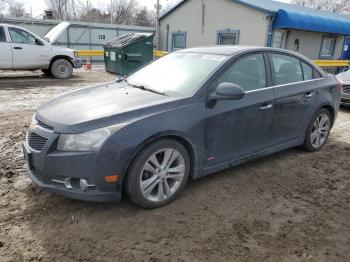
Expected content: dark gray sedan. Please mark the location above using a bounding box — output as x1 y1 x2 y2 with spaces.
23 46 341 208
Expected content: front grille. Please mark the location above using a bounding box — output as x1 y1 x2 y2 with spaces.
37 119 54 130
27 132 48 151
343 85 350 94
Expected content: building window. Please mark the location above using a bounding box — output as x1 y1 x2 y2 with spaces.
217 29 240 45
319 36 336 58
272 31 286 48
171 31 186 50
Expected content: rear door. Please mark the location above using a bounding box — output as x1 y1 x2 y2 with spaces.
205 52 274 165
269 52 318 146
8 27 50 69
0 26 13 69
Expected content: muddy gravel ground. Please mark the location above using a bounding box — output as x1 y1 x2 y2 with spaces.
1 69 350 262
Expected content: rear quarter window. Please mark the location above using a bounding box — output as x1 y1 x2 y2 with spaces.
0 27 6 42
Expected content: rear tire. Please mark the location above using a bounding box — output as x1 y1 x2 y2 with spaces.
303 108 332 152
126 139 190 209
41 69 52 76
51 59 73 79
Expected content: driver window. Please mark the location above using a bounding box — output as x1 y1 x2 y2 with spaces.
218 53 267 91
9 27 36 45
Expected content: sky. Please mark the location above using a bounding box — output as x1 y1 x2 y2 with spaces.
14 0 290 17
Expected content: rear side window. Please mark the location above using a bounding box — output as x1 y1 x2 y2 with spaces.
0 27 6 42
271 54 303 85
302 62 313 80
218 53 266 91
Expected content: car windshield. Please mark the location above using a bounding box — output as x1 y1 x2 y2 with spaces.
126 52 227 96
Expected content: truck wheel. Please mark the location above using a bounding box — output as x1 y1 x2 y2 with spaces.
51 59 73 79
41 69 52 76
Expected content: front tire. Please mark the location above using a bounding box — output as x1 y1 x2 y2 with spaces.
126 139 190 209
51 59 73 79
303 108 332 152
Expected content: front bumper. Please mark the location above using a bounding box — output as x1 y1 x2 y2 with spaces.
26 164 120 202
23 127 123 202
72 58 82 69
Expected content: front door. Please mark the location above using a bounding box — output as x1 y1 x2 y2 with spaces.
8 27 50 69
205 53 274 166
0 26 12 69
268 53 317 146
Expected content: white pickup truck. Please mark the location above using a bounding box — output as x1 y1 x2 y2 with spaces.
0 22 82 79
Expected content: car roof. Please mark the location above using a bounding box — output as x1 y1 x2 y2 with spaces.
177 45 315 62
0 23 23 29
177 45 256 55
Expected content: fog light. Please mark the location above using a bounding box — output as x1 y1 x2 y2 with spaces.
104 175 119 183
79 179 95 191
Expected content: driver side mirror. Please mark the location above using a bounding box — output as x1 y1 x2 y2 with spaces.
35 38 44 45
209 82 245 101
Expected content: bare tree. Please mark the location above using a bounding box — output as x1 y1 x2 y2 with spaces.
8 1 26 17
45 0 77 20
110 0 137 25
0 0 10 14
79 8 109 23
291 0 350 13
134 6 154 26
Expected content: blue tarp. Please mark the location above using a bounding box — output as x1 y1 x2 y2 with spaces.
274 9 350 36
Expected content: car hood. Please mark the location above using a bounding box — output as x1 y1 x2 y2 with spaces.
44 22 70 44
36 81 180 133
336 70 350 85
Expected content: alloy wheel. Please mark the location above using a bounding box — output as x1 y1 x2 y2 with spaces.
310 113 330 148
140 148 186 202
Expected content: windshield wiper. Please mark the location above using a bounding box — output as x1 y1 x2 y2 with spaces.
124 79 167 96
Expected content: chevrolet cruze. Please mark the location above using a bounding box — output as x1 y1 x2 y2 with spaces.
23 46 341 208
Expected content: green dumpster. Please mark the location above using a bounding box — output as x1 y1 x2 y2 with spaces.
104 33 154 75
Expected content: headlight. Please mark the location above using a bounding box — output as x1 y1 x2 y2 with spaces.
29 114 37 130
57 123 128 152
73 51 79 58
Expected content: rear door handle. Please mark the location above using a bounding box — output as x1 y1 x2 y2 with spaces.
303 92 313 99
13 47 23 50
260 104 273 110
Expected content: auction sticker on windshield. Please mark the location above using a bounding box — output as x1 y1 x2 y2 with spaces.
202 55 227 62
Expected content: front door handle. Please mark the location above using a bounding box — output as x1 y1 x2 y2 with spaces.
260 104 273 110
13 47 23 50
303 92 313 99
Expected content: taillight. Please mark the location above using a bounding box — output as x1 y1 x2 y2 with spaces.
338 82 343 93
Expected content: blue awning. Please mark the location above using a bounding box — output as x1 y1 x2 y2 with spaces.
273 9 350 35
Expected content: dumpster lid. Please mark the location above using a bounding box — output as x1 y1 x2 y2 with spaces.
104 33 153 48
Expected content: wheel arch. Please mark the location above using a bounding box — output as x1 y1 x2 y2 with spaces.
122 132 198 183
49 55 74 68
320 104 335 127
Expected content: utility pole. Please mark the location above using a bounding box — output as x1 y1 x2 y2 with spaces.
156 0 160 50
110 0 113 24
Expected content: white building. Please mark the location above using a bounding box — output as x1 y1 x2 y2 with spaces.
159 0 350 60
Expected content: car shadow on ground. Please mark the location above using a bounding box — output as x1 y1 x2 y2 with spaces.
20 137 350 260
